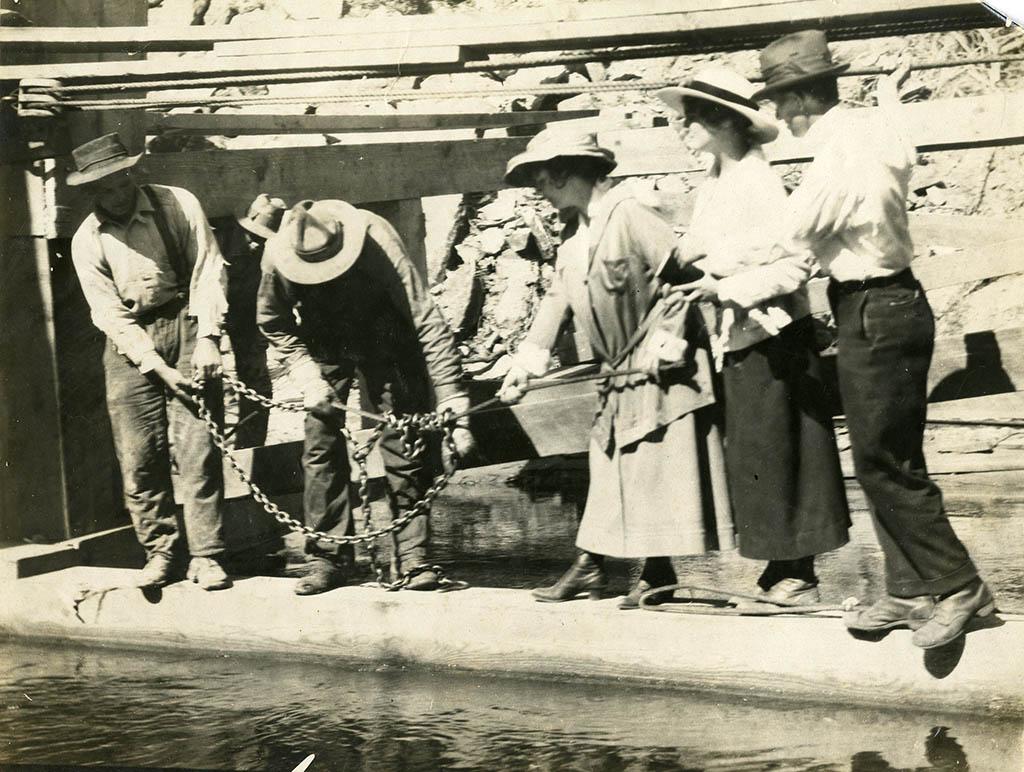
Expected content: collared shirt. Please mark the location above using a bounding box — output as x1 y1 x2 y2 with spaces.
257 210 465 404
782 104 917 282
685 149 813 353
71 184 227 372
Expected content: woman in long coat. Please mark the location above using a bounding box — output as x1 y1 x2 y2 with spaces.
656 67 850 604
499 130 734 609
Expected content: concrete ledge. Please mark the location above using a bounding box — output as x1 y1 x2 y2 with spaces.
1 566 1021 718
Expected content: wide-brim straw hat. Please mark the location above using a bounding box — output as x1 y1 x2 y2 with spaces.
264 199 368 285
655 66 779 144
752 29 850 100
504 129 617 187
238 193 288 240
66 132 143 186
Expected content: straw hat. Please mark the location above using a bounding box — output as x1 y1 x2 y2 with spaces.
504 130 617 187
752 30 850 99
655 66 779 144
263 199 368 285
238 193 287 240
66 133 143 187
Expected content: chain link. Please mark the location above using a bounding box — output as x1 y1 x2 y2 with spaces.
200 373 460 551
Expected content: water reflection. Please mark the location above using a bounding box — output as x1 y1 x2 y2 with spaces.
1 643 1020 771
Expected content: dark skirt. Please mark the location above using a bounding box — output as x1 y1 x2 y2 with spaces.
722 317 850 560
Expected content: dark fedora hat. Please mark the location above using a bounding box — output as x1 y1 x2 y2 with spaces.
263 199 368 285
66 132 143 186
238 193 287 240
753 30 850 100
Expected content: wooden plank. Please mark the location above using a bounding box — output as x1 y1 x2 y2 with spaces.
0 0 993 55
48 94 1024 238
0 46 465 83
808 235 1024 316
143 110 599 136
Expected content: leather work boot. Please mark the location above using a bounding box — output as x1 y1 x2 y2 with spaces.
137 552 175 588
187 556 232 591
759 578 820 605
532 552 607 603
844 594 935 632
403 569 440 591
911 578 996 649
294 557 346 596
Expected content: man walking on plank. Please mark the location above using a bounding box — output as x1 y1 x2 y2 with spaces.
69 133 231 590
746 31 994 647
257 199 476 595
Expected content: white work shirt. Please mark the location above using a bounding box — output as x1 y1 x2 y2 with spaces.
783 104 917 282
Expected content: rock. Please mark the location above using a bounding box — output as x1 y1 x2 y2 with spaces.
476 354 513 380
422 193 464 280
492 277 535 326
436 261 483 336
477 190 519 225
495 253 538 285
478 227 507 255
505 226 531 254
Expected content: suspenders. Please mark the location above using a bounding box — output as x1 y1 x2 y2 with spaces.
140 184 190 294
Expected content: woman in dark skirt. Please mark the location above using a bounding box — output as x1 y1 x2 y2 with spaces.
656 67 850 604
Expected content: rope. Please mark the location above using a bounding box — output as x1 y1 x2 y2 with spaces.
18 49 1023 109
639 583 855 617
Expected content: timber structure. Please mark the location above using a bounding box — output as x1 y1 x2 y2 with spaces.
1 0 1023 714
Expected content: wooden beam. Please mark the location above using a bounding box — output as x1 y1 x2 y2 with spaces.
143 110 599 135
0 0 994 56
0 46 465 83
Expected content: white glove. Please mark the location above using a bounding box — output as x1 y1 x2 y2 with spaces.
498 364 531 404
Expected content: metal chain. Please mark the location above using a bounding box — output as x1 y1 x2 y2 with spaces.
197 373 460 548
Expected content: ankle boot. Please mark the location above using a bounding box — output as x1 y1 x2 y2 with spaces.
619 557 677 610
532 552 607 603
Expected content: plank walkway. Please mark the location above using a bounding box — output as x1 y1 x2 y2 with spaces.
1 565 1021 717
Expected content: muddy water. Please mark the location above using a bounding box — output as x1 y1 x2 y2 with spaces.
1 641 1021 771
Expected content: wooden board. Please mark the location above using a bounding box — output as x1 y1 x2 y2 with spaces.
0 46 465 83
143 109 599 135
3 566 1022 717
1 0 994 56
48 93 1024 239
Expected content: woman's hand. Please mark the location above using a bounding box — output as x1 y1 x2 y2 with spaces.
679 274 720 304
498 364 531 404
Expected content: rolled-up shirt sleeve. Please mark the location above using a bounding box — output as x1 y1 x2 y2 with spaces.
71 224 163 372
176 188 227 341
716 247 817 309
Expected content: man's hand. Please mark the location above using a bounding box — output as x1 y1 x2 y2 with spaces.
498 364 531 404
153 362 196 407
191 337 223 381
303 376 336 412
450 427 477 458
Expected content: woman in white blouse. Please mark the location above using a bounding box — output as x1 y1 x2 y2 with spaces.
656 67 850 605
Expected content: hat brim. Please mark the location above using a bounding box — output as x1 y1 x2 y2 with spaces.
236 216 277 241
264 200 368 285
504 150 617 187
66 152 143 186
751 63 850 100
655 86 780 144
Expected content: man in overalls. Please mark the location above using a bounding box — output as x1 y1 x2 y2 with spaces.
69 133 231 590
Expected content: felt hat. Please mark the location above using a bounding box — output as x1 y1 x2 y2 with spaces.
263 199 368 285
66 132 143 186
655 66 779 143
238 193 288 240
504 129 616 187
753 29 850 99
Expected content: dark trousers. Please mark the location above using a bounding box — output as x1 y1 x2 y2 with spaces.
302 359 432 572
103 301 225 558
829 272 977 597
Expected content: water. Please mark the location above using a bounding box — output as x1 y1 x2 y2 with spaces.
4 473 1023 770
1 641 1021 771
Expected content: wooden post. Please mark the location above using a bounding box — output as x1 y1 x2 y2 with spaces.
1 0 149 541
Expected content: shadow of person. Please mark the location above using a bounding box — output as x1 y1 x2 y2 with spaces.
929 330 1016 403
850 726 971 771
